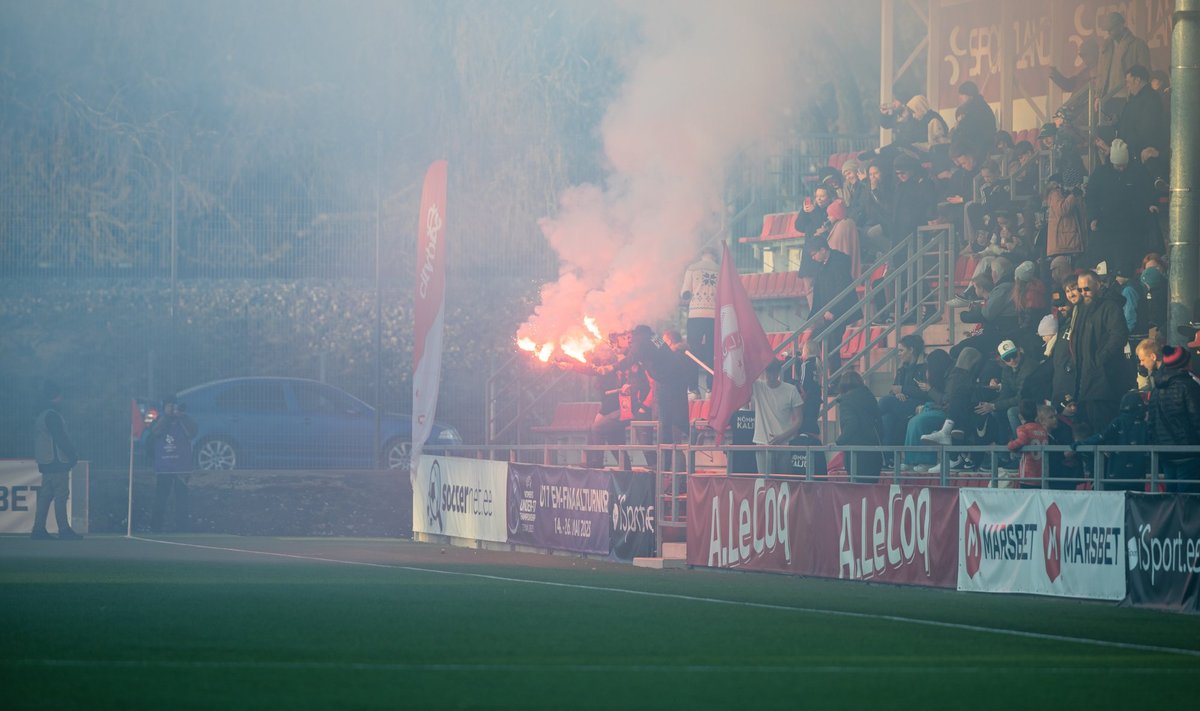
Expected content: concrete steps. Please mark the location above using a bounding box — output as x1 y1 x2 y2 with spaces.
632 541 687 569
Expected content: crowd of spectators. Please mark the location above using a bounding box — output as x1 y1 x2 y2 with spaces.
780 11 1200 490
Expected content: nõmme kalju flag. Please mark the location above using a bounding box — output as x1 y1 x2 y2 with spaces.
708 243 774 444
411 160 448 479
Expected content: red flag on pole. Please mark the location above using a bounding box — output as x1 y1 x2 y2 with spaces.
411 160 448 479
130 399 147 441
708 243 774 444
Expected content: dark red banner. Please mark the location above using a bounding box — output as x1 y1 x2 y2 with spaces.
799 482 959 588
687 477 959 588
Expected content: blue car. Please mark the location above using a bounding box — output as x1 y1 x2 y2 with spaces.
137 377 461 471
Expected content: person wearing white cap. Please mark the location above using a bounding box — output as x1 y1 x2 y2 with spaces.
1084 137 1157 277
983 339 1040 449
1037 313 1059 357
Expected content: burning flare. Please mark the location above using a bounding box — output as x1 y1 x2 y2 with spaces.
517 316 606 367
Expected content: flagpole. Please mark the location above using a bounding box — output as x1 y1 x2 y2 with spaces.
126 434 134 538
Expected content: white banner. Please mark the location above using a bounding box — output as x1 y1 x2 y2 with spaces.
0 459 74 534
412 455 507 543
958 489 1126 600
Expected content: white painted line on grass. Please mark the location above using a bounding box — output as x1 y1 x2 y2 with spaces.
6 659 1195 674
129 536 1200 660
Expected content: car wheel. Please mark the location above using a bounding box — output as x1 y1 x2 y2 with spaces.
383 439 411 470
196 437 238 471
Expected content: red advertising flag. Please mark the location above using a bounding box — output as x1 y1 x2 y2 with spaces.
130 399 146 441
411 160 448 478
708 243 774 443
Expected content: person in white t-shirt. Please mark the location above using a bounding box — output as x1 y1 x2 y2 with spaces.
750 359 805 475
680 247 719 393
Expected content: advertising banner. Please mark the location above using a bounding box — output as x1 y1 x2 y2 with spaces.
934 0 1174 110
0 460 73 534
687 475 799 573
958 490 1126 600
608 471 656 561
412 456 507 543
411 160 448 475
506 464 610 555
1124 494 1200 613
801 483 959 588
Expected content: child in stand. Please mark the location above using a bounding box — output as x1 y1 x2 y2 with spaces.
1071 390 1149 491
1006 399 1049 488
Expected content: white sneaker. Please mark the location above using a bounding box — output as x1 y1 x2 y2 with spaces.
913 464 930 473
946 296 970 308
927 463 942 475
921 430 952 446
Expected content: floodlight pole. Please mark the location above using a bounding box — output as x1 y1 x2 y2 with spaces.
1170 0 1200 341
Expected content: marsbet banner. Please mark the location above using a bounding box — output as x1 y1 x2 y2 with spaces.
0 460 75 534
1124 494 1200 613
608 471 656 561
958 490 1126 600
801 483 959 588
413 456 507 543
506 464 610 555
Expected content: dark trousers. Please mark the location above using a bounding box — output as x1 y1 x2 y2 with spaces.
151 473 190 532
1163 458 1200 494
1078 400 1119 439
879 394 920 445
33 470 71 533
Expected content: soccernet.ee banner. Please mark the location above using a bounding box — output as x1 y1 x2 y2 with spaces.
958 489 1126 600
413 456 508 543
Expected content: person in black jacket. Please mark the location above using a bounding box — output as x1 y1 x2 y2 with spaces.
833 370 883 482
879 334 930 449
32 380 81 540
798 236 854 374
1147 346 1200 493
1073 272 1132 434
1117 65 1168 162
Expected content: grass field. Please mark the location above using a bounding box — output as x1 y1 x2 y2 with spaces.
2 534 1198 709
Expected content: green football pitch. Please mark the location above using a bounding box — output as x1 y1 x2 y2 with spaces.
2 535 1197 709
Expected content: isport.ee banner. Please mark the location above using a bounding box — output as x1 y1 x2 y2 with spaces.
958 490 1126 600
687 477 959 587
608 470 656 561
413 456 508 543
1125 494 1200 613
506 464 611 555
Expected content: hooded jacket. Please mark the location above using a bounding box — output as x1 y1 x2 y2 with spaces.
1074 292 1132 402
1147 367 1200 450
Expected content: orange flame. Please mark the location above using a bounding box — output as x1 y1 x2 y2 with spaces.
517 316 605 367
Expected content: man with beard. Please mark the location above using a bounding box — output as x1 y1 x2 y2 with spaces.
1072 271 1132 434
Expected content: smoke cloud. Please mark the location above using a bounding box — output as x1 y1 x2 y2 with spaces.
518 1 819 348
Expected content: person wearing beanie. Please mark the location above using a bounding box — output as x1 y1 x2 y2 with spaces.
1095 11 1151 109
1037 313 1059 356
32 380 82 540
952 80 997 163
839 158 867 222
1084 136 1158 277
1147 344 1200 493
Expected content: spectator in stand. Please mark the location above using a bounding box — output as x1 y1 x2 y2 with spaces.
589 341 651 469
750 358 804 476
1073 390 1149 491
879 334 929 452
993 131 1017 168
1137 255 1168 335
905 94 950 160
985 339 1040 444
795 184 835 238
1011 261 1048 349
900 348 953 470
1147 345 1200 493
833 370 884 483
1095 12 1152 116
1110 268 1141 336
953 261 1017 360
855 163 890 242
1118 65 1168 162
1049 256 1075 292
1086 138 1158 276
952 81 997 164
1023 312 1059 402
798 236 854 374
1007 400 1051 488
1052 277 1082 405
888 153 937 252
1008 141 1039 197
825 199 861 278
1047 395 1083 489
679 247 719 393
941 142 980 206
840 159 866 213
1039 123 1086 188
1073 271 1133 434
875 97 925 150
657 329 694 454
965 160 1011 239
921 346 985 473
1136 335 1162 392
1045 177 1085 263
1051 108 1088 183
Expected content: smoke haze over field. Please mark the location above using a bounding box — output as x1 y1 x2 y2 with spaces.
519 1 824 346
